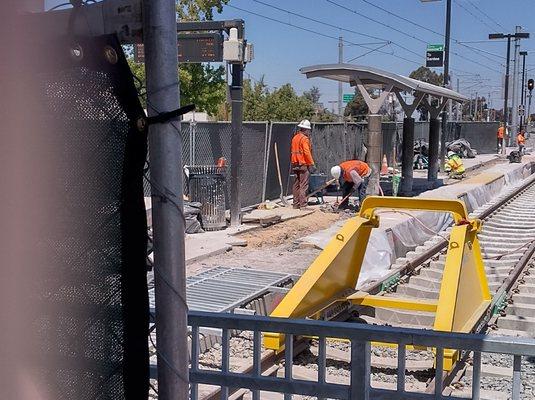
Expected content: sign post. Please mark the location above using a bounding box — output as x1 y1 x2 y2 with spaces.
426 44 444 68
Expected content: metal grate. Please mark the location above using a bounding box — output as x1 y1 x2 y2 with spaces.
149 267 293 313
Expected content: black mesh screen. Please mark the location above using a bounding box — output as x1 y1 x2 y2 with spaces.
27 34 148 399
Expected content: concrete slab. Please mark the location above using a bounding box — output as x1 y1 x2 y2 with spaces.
242 207 314 224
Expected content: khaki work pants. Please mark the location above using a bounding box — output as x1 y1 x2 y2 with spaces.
292 165 310 208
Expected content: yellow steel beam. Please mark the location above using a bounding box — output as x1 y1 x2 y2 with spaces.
348 293 438 313
359 196 471 225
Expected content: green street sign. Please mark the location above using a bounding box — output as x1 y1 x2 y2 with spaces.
343 93 355 103
427 44 444 51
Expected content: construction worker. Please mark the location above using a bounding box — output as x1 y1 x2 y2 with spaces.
330 160 371 210
291 119 314 209
444 151 465 179
497 123 505 153
517 129 526 155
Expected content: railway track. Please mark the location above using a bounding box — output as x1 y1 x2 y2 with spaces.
190 173 535 400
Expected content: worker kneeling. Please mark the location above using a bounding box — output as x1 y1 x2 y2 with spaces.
331 160 371 210
445 151 465 179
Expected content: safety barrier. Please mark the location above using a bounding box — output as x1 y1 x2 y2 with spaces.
264 196 491 369
188 311 535 400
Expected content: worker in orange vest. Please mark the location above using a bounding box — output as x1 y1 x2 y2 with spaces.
517 129 526 154
497 123 505 153
290 119 314 209
330 160 371 210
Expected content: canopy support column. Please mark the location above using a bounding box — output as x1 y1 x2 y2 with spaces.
396 91 424 196
421 96 447 187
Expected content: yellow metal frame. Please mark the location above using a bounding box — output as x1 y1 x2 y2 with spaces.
264 196 491 370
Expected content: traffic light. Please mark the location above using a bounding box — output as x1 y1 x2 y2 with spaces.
529 78 535 92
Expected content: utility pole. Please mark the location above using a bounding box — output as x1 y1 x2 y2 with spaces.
520 51 528 129
510 26 522 144
338 36 343 121
489 30 530 155
457 78 461 120
143 0 188 398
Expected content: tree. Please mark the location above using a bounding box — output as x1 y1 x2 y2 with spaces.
344 90 368 121
409 66 444 121
303 86 321 105
127 0 228 115
266 84 314 121
409 66 443 86
176 0 229 21
243 78 270 121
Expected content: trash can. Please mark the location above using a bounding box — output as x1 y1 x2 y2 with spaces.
188 165 227 231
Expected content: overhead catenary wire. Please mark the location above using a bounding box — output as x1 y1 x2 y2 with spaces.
226 4 421 66
325 0 503 73
453 0 497 32
465 0 507 31
345 0 505 71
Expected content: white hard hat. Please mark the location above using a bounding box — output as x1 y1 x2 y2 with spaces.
298 119 312 130
447 151 455 157
330 165 341 179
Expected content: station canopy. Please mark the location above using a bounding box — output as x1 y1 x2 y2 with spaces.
300 63 468 103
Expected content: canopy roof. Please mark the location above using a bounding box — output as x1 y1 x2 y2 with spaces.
300 63 467 103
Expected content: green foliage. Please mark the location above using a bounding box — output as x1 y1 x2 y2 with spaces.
303 86 321 105
128 59 225 116
179 64 226 116
408 66 444 86
176 0 229 21
344 89 368 121
243 81 315 121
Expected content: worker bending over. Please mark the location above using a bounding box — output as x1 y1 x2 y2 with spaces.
444 151 465 179
517 130 526 155
497 123 505 153
331 160 371 210
291 119 314 209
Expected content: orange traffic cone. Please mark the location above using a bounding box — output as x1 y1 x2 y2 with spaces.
381 154 389 175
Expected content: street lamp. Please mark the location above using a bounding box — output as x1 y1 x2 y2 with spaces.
489 32 530 154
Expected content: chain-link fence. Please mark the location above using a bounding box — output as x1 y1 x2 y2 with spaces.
145 120 498 209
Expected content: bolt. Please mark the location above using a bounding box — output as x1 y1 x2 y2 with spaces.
103 45 118 64
69 44 84 61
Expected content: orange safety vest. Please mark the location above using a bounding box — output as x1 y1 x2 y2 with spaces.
517 134 525 145
340 160 370 182
290 131 314 166
497 126 505 139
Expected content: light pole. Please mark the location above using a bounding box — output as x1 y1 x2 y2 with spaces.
520 51 528 130
489 32 530 154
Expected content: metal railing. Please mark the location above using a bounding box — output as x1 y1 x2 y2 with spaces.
187 311 535 400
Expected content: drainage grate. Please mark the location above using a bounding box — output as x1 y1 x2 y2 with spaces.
149 267 293 313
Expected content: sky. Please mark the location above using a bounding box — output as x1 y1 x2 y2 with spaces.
45 0 535 110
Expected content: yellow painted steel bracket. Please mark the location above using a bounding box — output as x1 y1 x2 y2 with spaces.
264 196 490 370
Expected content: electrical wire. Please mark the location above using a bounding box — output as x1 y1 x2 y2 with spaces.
326 0 503 74
347 0 505 70
453 0 496 32
465 0 507 31
226 4 422 66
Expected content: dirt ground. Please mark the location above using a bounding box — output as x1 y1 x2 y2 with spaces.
187 209 342 277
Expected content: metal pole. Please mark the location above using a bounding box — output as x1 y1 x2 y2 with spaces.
510 26 521 144
338 36 343 121
520 52 527 129
230 62 244 226
475 92 478 121
428 117 440 185
401 117 415 196
143 0 188 398
503 36 512 155
528 92 533 126
439 0 452 172
456 78 460 121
